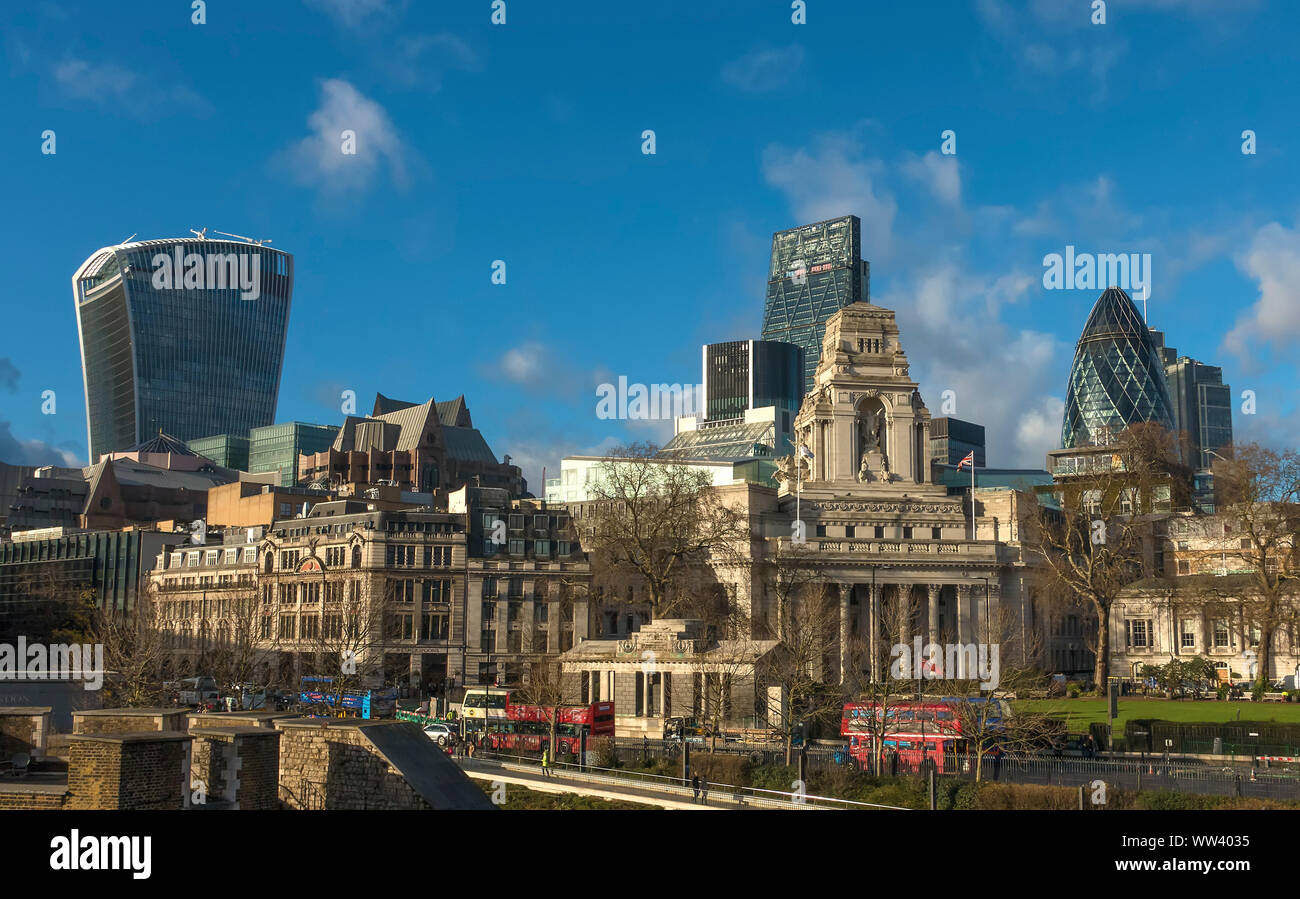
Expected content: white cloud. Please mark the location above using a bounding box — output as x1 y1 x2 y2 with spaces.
385 32 480 91
884 266 1069 468
761 134 897 261
1224 222 1300 361
52 56 209 117
286 79 410 194
304 0 396 29
721 45 804 92
901 151 962 208
500 342 547 383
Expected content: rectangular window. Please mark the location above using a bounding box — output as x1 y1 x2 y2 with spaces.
1213 620 1230 649
931 527 942 540
815 524 826 537
1180 620 1195 649
903 526 913 539
1128 619 1149 648
845 525 856 538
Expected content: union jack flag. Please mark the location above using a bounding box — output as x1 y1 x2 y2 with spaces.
958 451 975 470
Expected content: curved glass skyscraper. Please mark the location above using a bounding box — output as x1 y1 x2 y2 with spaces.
1062 286 1174 448
73 236 293 461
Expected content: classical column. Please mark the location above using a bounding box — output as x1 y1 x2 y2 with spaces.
868 579 881 682
927 584 941 647
839 583 852 684
984 580 1001 646
898 585 912 650
956 584 973 675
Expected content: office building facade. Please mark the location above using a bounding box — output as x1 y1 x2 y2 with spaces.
929 417 986 468
73 236 293 461
761 215 870 394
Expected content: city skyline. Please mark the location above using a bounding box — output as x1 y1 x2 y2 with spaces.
3 1 1298 493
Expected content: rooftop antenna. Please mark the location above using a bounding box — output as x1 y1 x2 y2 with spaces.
190 227 208 240
121 233 137 244
214 230 271 246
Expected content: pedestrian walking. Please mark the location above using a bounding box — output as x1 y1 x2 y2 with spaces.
991 744 1004 781
691 773 700 803
541 746 551 778
700 778 709 804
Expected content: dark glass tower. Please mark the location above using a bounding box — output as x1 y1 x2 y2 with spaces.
702 340 803 423
73 237 293 461
1062 287 1174 448
761 215 869 394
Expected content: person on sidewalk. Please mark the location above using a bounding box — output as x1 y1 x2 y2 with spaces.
700 778 709 804
691 773 700 803
541 746 551 778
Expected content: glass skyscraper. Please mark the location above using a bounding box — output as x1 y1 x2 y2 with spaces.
1062 286 1175 448
760 215 869 394
73 236 293 461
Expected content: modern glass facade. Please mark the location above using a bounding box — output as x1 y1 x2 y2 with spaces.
930 417 986 467
760 215 869 394
1163 356 1233 470
187 433 252 470
249 422 338 487
1062 287 1175 448
702 340 803 422
73 237 293 461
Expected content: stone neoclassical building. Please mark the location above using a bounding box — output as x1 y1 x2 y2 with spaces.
559 302 1054 738
728 302 1047 681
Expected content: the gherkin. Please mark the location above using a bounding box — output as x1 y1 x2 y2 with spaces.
1062 287 1174 448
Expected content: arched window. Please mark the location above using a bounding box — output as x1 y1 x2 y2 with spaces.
351 545 362 569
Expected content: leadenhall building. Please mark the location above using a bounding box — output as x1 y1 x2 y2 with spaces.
718 301 1049 681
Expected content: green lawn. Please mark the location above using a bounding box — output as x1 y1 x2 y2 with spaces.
1014 697 1300 730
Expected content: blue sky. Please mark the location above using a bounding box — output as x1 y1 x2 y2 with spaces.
1 0 1298 490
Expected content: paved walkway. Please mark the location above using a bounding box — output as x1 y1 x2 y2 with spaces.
458 758 722 810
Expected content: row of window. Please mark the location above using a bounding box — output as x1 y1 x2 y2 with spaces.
815 525 944 540
168 546 258 568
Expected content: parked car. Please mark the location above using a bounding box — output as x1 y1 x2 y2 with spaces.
422 723 456 747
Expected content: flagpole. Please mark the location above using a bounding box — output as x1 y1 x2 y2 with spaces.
796 448 802 537
970 460 976 540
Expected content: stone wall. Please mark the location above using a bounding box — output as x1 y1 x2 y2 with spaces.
67 732 191 810
72 708 189 735
0 785 68 809
188 710 298 731
189 727 280 810
0 707 51 760
275 720 431 810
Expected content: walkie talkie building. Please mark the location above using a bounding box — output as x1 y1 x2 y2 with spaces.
73 236 293 461
761 215 870 395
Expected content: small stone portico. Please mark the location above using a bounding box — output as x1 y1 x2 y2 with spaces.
561 619 779 738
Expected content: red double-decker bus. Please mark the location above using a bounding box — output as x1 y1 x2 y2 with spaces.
841 698 1008 772
462 688 614 757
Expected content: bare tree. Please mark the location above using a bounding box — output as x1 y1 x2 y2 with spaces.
197 581 283 703
93 585 171 707
583 443 750 618
514 658 578 759
298 576 390 715
762 587 846 764
1031 424 1187 689
1189 443 1300 687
